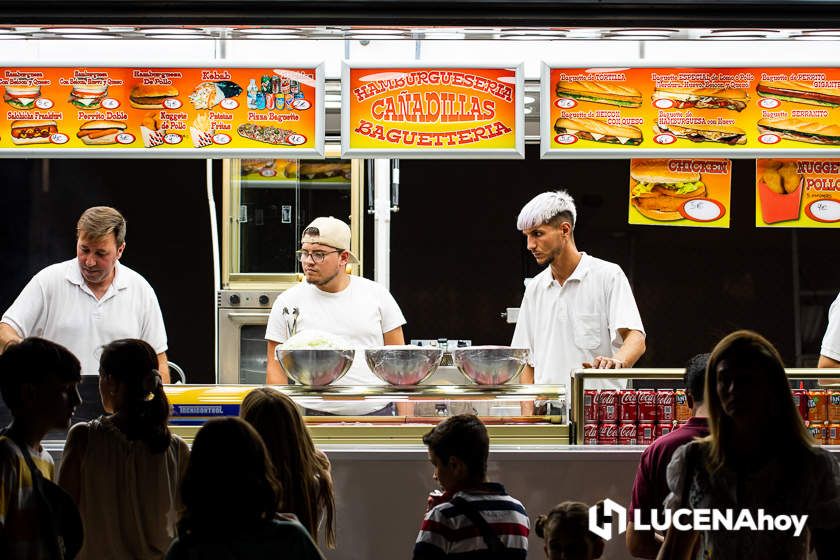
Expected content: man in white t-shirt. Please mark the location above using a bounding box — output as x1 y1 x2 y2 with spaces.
265 216 406 414
0 206 169 382
819 292 840 368
512 190 646 393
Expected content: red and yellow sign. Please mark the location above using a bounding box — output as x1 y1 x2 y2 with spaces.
542 65 840 157
756 159 840 227
0 66 324 156
342 65 523 158
628 159 732 228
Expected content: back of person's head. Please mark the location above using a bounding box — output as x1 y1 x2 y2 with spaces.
99 339 171 453
179 417 280 535
0 337 81 412
684 353 710 405
240 387 335 547
517 190 577 232
705 330 812 470
422 414 489 481
536 501 604 560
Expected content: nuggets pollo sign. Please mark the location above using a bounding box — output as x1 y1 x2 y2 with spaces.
756 159 840 227
541 64 840 158
342 64 524 158
0 65 324 157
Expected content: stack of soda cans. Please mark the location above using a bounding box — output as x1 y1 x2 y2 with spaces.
794 388 840 445
582 388 691 445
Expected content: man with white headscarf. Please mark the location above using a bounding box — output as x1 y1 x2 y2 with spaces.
512 190 646 392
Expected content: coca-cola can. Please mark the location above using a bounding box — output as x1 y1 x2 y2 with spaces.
808 390 828 424
675 389 691 421
597 422 618 445
637 422 655 445
584 389 598 423
656 389 675 422
792 389 809 423
655 422 673 439
809 424 828 445
618 421 637 445
637 389 657 422
828 390 840 423
618 389 638 422
598 390 618 423
828 423 840 446
583 422 598 445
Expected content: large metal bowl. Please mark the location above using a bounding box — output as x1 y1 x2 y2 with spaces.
275 348 355 386
364 346 444 385
451 346 530 385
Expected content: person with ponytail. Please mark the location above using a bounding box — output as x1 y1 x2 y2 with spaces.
240 387 336 548
535 501 605 560
58 338 190 559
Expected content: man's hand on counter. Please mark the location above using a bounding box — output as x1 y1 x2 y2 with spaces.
583 356 625 369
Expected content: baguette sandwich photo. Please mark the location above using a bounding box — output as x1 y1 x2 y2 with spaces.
76 120 127 145
756 80 840 108
130 84 179 109
651 87 749 111
555 81 642 108
10 120 58 145
554 117 643 145
653 122 747 145
757 118 840 145
630 160 707 221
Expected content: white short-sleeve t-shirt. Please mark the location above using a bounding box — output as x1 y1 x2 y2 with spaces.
821 292 840 362
1 259 168 375
511 253 645 391
266 275 406 412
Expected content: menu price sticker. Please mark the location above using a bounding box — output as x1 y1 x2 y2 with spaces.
342 63 524 158
756 159 840 227
0 65 324 157
628 158 732 228
541 65 840 157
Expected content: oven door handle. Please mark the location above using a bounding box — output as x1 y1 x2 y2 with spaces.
225 312 271 324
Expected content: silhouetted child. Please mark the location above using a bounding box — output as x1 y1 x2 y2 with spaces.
536 501 605 560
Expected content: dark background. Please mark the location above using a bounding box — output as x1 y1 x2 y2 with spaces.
1 149 837 383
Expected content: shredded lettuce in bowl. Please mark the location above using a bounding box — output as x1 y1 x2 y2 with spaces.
281 329 348 350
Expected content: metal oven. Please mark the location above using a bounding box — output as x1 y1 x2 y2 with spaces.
217 289 282 384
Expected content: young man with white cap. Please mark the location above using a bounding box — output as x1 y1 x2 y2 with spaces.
265 216 406 414
512 190 646 392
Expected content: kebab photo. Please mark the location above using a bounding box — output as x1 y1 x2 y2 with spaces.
188 81 242 110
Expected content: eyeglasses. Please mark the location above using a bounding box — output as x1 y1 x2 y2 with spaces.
296 249 340 263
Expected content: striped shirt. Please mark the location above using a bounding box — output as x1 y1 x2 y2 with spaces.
0 436 56 560
413 483 529 560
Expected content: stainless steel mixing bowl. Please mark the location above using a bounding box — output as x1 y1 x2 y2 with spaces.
451 346 530 385
275 348 355 386
364 346 444 385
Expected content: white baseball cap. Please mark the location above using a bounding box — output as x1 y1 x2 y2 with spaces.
301 216 359 263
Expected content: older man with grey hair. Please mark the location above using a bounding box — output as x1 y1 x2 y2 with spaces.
512 190 645 392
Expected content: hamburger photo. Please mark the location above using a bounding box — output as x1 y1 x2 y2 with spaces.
10 120 58 145
757 117 840 145
651 87 749 111
554 117 643 145
4 84 41 109
630 160 707 221
555 81 642 108
756 80 840 108
129 84 179 109
69 83 109 110
76 120 127 145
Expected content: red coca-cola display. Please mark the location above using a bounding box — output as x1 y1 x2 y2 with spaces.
583 422 598 445
655 422 673 439
584 389 598 423
619 389 638 422
792 389 809 422
597 422 618 445
598 389 618 423
618 421 637 445
675 389 691 421
637 422 655 445
637 389 657 422
656 389 675 422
